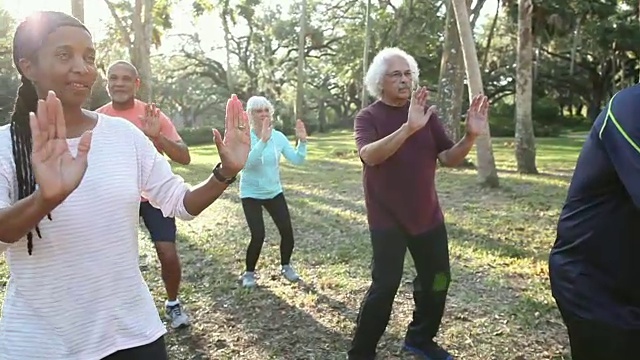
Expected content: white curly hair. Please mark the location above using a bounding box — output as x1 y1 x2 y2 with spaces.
364 47 420 99
245 95 275 127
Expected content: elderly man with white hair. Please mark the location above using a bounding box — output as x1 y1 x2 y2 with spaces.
238 95 308 288
347 48 489 360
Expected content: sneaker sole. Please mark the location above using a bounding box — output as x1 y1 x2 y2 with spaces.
165 315 190 329
282 274 300 283
402 344 453 360
170 322 190 329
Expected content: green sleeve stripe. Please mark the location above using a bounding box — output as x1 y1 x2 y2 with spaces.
599 92 640 154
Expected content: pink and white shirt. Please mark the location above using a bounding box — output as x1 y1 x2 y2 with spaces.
0 113 194 359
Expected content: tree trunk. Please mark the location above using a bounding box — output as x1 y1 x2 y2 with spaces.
481 1 500 72
129 0 153 102
515 0 538 174
452 0 500 187
142 0 153 101
361 0 372 109
568 15 582 108
437 0 460 142
295 0 307 129
221 0 234 93
71 0 84 22
438 0 473 151
318 98 326 132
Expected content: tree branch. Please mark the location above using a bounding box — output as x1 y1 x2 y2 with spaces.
103 0 132 49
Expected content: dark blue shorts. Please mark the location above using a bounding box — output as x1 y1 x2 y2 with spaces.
139 201 176 243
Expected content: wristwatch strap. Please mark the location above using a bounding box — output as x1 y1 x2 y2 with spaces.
212 162 236 184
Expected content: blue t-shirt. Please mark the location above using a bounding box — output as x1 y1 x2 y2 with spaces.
549 84 640 328
238 129 307 199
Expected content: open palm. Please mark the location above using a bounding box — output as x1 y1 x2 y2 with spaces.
30 91 92 203
295 119 307 141
140 103 161 139
260 117 273 142
465 94 490 137
407 86 437 133
212 94 251 175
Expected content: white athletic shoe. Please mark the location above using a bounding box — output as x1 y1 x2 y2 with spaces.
165 302 190 329
241 271 257 288
281 265 300 282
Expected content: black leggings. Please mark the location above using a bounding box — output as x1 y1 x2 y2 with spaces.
102 336 167 360
241 192 295 272
348 223 451 358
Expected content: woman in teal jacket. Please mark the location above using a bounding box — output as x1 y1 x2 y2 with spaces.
239 96 308 288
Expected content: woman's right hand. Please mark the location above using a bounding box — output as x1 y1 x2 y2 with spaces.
30 91 93 205
260 117 272 142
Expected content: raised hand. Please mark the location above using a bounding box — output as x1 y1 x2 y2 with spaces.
295 119 307 141
139 103 161 139
260 117 272 142
213 94 251 177
30 91 93 204
406 86 437 134
465 94 490 137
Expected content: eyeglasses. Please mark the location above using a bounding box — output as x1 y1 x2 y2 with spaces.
385 71 414 81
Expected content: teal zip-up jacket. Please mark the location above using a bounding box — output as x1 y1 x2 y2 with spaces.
239 129 307 199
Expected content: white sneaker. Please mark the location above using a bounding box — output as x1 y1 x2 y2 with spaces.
165 302 190 329
241 271 257 288
281 265 300 282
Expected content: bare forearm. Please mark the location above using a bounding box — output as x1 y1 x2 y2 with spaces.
156 135 191 165
0 190 60 243
439 133 476 167
360 123 413 166
182 171 232 216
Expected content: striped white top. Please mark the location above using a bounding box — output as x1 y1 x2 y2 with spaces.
0 113 195 359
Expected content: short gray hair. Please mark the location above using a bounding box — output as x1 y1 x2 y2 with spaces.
246 96 274 115
364 47 420 99
106 60 139 77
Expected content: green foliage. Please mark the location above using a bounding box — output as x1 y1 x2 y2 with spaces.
152 0 174 48
0 9 17 124
178 127 215 146
191 0 214 17
487 97 588 137
1 0 633 137
483 0 640 121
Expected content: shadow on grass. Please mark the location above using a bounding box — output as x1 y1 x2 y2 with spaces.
448 225 543 261
171 232 376 360
160 148 571 358
497 168 573 182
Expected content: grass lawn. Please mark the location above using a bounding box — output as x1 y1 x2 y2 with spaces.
0 130 584 359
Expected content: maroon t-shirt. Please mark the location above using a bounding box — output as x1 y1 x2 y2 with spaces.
354 100 454 235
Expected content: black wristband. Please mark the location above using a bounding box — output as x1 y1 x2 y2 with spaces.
212 162 236 184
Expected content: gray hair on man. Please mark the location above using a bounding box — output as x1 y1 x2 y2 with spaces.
364 47 420 99
106 59 139 77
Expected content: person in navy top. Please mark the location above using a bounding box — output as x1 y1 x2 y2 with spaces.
549 84 640 359
237 96 308 289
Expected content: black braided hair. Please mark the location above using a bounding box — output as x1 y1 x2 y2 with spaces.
10 11 89 255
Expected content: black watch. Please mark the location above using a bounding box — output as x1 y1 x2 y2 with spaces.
212 162 237 184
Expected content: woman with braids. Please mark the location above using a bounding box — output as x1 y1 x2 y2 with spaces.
0 11 250 360
239 96 308 288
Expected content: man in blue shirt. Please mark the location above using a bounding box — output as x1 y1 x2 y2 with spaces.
549 84 640 359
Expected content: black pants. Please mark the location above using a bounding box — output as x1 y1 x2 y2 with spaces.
241 192 295 272
348 223 451 358
102 336 167 360
557 305 640 359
